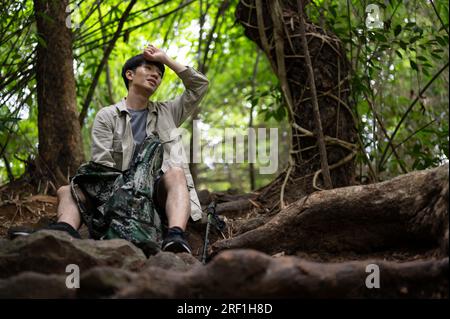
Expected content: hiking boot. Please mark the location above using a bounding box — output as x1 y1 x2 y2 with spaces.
7 222 81 240
7 226 35 239
43 222 81 239
161 226 192 254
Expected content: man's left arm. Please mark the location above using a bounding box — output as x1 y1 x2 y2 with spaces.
144 45 209 127
164 56 209 127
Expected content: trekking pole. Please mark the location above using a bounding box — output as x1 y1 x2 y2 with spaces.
201 201 216 264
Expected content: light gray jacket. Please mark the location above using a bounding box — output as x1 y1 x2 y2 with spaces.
91 66 209 221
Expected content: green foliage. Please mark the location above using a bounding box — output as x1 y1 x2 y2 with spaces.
308 0 449 181
0 0 448 190
247 84 286 122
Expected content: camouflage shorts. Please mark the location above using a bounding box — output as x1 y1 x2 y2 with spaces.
70 136 165 252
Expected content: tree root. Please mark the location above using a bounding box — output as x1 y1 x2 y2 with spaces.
212 165 449 257
115 249 448 298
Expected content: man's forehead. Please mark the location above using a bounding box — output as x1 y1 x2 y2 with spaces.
141 63 160 71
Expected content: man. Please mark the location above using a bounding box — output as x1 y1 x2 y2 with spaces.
10 45 208 254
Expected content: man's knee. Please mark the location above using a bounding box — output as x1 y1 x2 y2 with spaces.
165 166 186 181
57 185 71 198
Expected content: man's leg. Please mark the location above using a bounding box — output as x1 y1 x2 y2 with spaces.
156 166 190 230
156 166 192 253
56 185 82 230
8 185 81 239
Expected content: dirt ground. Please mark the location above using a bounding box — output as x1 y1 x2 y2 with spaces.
0 178 58 238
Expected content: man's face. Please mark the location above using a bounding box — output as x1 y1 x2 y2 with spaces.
126 63 162 95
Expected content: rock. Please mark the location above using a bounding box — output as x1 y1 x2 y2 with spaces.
115 249 449 298
78 266 138 298
0 230 147 279
0 272 75 298
442 228 449 255
0 245 447 299
145 251 201 272
78 224 90 239
116 266 184 298
272 251 285 258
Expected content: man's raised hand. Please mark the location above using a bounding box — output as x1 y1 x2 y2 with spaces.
143 44 167 64
144 44 187 74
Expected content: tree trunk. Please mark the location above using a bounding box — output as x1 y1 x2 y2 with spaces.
33 0 84 188
235 0 357 203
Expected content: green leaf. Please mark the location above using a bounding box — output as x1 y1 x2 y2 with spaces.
25 95 33 106
375 33 388 42
394 25 402 36
329 5 337 18
275 106 286 121
409 35 421 44
258 90 270 98
435 36 447 46
399 40 408 50
416 56 428 62
410 60 418 71
413 26 423 35
36 34 47 48
373 64 382 71
0 117 21 130
430 52 442 59
439 24 450 32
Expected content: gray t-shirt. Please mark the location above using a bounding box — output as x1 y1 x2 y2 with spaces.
127 108 148 163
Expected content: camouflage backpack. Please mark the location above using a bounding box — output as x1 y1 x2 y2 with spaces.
70 134 164 254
